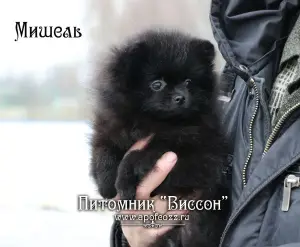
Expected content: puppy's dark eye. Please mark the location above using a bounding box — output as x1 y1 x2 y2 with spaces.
184 79 192 86
150 80 166 91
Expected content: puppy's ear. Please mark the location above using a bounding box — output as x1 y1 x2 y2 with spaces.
126 40 149 63
190 39 215 63
110 40 149 88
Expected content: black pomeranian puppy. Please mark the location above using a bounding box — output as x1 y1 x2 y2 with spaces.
90 30 229 247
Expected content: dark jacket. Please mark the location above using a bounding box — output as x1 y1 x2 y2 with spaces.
111 1 300 246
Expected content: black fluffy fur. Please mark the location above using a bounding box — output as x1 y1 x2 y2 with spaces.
90 30 230 247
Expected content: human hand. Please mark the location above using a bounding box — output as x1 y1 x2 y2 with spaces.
114 137 188 247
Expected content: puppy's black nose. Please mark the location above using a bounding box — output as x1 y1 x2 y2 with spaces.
173 95 185 105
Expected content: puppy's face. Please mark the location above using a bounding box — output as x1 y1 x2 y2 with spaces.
112 32 216 120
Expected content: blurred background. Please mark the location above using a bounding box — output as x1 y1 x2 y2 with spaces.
0 0 224 246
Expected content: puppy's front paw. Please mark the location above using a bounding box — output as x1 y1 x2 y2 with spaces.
115 152 141 200
115 150 159 200
99 185 117 199
118 187 137 201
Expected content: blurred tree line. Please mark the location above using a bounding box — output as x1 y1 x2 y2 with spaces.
0 64 86 120
0 0 223 121
87 0 223 66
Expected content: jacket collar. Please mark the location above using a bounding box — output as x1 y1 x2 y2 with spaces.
279 14 300 83
210 0 300 77
275 15 300 124
280 15 300 72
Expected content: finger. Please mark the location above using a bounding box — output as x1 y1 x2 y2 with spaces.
151 195 169 214
154 210 188 237
123 135 153 158
149 209 189 239
136 152 177 200
118 211 140 226
129 135 153 151
118 209 158 228
155 209 189 228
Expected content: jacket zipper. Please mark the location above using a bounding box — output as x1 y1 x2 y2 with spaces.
261 96 300 213
281 174 300 211
219 154 300 247
220 90 300 247
263 102 300 155
219 65 300 247
238 65 260 187
283 166 300 211
218 65 260 247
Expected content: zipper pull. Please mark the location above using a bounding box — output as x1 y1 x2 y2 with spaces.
282 174 300 212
